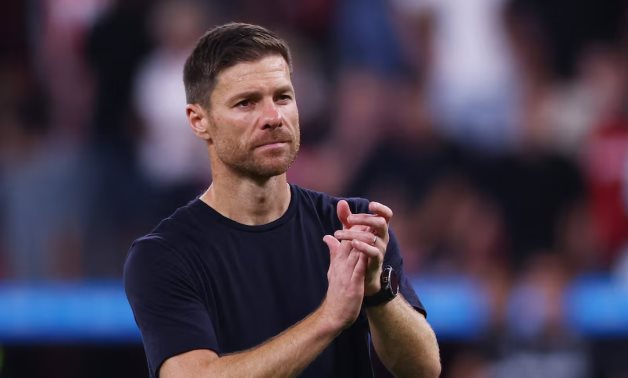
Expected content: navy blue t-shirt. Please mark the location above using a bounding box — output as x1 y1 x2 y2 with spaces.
124 184 425 377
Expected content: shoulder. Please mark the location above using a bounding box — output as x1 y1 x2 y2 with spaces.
126 233 177 268
123 199 208 283
123 233 185 292
292 184 370 214
137 198 211 248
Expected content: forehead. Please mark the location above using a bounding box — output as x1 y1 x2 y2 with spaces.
212 55 292 97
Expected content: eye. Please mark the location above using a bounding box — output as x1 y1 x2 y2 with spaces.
275 93 293 104
235 99 253 108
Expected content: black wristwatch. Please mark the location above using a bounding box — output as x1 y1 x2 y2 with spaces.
363 266 399 307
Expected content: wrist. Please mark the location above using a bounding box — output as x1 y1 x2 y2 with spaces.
316 299 351 336
363 266 399 308
364 267 383 296
364 280 381 296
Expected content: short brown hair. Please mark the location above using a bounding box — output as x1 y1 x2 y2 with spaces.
183 22 292 106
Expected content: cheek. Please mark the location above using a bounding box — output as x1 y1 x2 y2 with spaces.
284 104 299 127
211 118 249 150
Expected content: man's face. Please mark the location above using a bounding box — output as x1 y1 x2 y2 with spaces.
206 55 300 179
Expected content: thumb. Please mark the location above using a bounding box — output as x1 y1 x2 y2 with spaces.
337 200 352 229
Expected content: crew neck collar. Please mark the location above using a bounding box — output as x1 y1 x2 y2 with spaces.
190 184 298 232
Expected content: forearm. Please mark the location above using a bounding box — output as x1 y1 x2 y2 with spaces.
163 233 368 378
366 295 441 378
202 308 340 378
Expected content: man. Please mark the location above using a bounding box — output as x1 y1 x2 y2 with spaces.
124 22 440 378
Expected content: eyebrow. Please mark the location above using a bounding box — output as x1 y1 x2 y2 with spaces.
273 85 295 94
226 91 261 104
226 85 294 104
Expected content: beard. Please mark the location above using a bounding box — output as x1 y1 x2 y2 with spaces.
214 128 301 179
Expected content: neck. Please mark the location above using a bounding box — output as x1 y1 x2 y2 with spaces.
200 173 291 226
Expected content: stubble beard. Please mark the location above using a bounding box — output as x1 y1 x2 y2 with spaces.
216 134 301 180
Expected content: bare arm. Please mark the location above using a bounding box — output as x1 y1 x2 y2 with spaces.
366 296 440 378
161 221 368 378
161 304 342 378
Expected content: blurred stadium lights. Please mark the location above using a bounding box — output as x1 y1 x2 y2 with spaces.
0 277 627 343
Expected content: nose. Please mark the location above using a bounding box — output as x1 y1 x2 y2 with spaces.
260 100 283 129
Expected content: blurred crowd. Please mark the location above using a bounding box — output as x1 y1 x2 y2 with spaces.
0 0 626 377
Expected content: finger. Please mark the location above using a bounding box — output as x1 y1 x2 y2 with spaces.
336 200 353 229
323 236 338 281
346 214 388 236
346 247 361 268
351 253 368 283
326 234 353 262
323 235 340 258
334 230 378 246
369 201 393 223
350 239 383 260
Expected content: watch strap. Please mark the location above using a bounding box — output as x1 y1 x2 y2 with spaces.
363 266 398 307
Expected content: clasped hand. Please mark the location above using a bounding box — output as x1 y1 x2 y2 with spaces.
322 200 393 330
334 200 392 295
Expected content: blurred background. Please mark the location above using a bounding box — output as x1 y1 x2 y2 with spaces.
0 0 626 377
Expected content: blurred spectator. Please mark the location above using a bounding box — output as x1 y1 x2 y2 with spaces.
86 0 152 150
555 199 604 275
344 83 454 203
507 0 626 80
498 5 625 271
516 44 626 157
82 0 154 277
0 64 84 279
292 0 416 195
393 0 522 152
579 46 628 265
489 254 592 378
285 33 333 145
34 0 108 137
219 0 335 46
406 174 509 277
132 0 214 219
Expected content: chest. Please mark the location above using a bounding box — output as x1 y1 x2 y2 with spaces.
191 218 332 351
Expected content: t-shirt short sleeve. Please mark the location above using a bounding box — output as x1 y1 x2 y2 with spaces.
124 237 218 377
384 229 426 317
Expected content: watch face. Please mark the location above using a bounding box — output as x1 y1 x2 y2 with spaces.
364 266 399 307
389 268 399 295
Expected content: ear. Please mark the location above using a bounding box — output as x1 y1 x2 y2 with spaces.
186 103 211 141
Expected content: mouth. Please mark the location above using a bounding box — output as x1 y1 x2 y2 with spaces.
255 139 291 149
